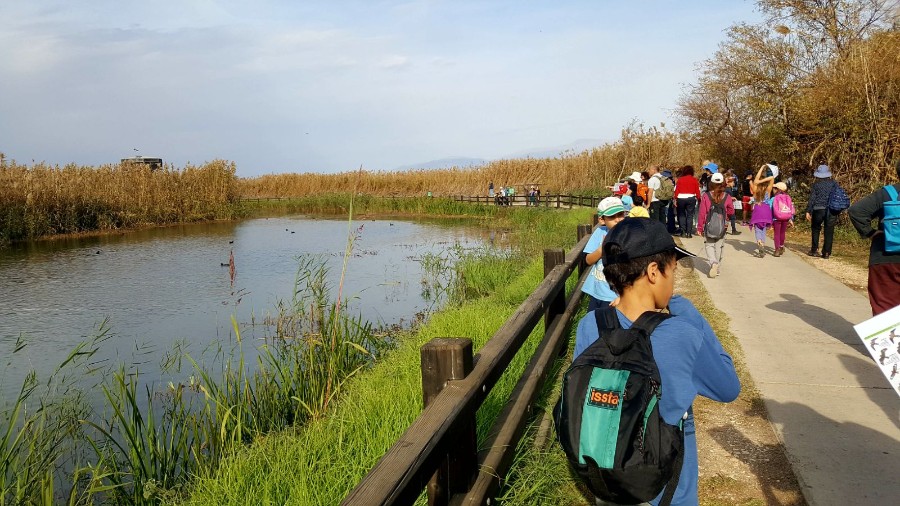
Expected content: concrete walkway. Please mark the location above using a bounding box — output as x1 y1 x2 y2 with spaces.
679 232 900 506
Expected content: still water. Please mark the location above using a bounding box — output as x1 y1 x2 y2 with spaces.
0 216 501 400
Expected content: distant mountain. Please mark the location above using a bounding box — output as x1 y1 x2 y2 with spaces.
395 157 487 170
394 139 609 171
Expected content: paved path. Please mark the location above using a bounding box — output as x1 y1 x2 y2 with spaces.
679 232 900 506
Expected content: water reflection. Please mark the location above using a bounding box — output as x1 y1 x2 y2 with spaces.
0 216 504 399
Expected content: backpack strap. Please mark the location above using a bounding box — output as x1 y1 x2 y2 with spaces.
630 310 672 338
593 306 622 333
659 447 685 506
885 185 899 201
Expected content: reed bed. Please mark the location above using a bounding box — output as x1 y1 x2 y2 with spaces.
0 159 241 244
239 125 703 198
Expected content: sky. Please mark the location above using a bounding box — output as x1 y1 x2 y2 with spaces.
0 1 762 177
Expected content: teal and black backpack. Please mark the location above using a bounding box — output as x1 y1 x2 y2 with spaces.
554 308 684 505
883 185 900 253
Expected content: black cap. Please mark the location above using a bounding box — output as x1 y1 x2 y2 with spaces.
602 218 696 267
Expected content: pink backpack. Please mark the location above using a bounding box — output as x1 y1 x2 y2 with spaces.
773 193 795 220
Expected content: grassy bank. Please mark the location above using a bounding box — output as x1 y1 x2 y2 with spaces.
0 159 241 245
178 205 593 505
0 201 593 505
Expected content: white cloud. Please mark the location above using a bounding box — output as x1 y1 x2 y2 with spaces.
378 54 409 69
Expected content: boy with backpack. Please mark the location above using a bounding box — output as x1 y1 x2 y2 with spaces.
849 161 900 315
557 218 740 506
697 173 734 278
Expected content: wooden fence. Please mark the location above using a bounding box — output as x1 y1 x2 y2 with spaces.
452 194 598 208
238 195 599 208
342 223 596 505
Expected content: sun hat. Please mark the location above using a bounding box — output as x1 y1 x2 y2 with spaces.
710 173 724 184
597 197 625 217
702 162 719 174
628 171 643 182
602 218 695 267
773 182 788 192
814 164 832 178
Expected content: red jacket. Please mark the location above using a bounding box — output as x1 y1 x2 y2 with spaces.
674 175 701 200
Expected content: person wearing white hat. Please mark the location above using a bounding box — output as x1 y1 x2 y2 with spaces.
582 197 628 312
697 173 735 277
805 164 838 258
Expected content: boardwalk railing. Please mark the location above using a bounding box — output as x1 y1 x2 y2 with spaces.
342 224 595 506
239 195 599 208
452 193 599 208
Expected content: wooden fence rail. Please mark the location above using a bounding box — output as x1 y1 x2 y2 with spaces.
342 224 593 506
452 194 598 209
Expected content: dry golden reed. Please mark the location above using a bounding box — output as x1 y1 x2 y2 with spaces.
239 125 702 198
0 158 239 243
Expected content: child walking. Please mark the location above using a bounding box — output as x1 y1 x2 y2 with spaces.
582 197 627 312
749 164 775 257
771 182 795 257
571 218 740 505
697 173 735 278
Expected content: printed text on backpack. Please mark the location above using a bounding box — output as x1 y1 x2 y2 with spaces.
554 309 684 505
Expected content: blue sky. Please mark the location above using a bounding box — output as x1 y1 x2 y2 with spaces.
0 1 761 177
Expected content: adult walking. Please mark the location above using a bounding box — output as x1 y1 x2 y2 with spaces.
674 165 701 238
647 165 671 225
805 164 839 259
848 161 900 315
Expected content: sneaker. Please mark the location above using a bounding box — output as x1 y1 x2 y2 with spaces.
756 247 765 258
709 263 719 278
807 249 818 257
822 252 831 259
731 229 741 235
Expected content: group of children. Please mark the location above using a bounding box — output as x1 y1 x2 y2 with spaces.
694 162 797 278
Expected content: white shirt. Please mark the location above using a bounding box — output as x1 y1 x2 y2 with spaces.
648 174 662 202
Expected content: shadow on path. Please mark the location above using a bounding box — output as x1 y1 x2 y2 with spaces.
766 294 868 357
758 399 900 506
836 353 900 431
708 423 806 506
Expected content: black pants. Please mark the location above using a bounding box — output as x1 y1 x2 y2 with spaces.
650 200 668 225
810 208 838 254
676 197 696 236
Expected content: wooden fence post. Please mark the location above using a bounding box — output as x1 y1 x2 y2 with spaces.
577 225 592 277
421 338 476 506
544 249 566 332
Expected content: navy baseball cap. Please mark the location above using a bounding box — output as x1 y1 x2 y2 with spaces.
602 218 696 267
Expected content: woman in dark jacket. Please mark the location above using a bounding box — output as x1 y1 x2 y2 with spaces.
805 164 839 259
673 165 701 238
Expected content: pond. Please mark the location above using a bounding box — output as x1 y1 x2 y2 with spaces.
0 215 507 400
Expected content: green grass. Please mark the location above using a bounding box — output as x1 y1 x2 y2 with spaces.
178 206 591 505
